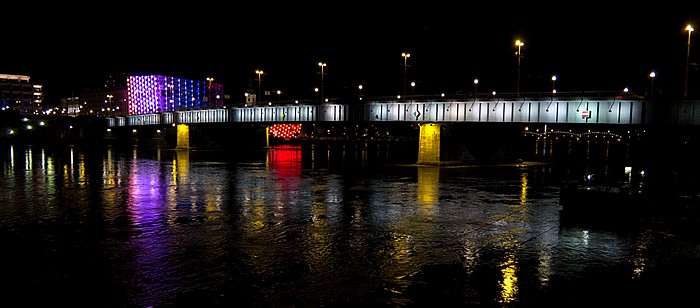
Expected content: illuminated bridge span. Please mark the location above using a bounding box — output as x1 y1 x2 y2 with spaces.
107 92 657 127
104 93 700 164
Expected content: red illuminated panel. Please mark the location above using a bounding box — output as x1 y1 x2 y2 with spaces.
268 124 302 140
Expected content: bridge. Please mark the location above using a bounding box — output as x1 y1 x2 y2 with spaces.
104 92 700 164
109 92 657 126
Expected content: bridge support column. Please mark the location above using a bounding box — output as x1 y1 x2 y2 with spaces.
176 124 190 149
417 123 441 165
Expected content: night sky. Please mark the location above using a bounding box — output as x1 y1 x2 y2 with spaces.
4 6 698 105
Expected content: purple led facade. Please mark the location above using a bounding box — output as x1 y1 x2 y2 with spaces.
127 75 224 115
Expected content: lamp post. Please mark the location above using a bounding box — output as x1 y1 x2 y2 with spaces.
411 81 415 104
358 84 363 101
402 52 411 98
649 71 656 98
685 24 694 98
314 87 319 104
206 77 214 107
473 78 479 98
515 40 524 97
551 75 557 94
106 94 113 114
255 70 263 105
277 90 281 102
318 62 327 103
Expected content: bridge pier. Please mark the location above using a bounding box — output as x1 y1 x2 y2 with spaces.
176 124 190 149
417 123 441 165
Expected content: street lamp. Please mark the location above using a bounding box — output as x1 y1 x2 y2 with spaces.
318 62 327 103
106 94 113 113
515 40 524 97
255 70 263 105
402 52 411 98
314 87 319 104
551 75 557 94
649 71 656 98
277 90 281 101
685 24 694 98
473 78 479 97
410 81 415 104
206 77 214 107
358 84 363 100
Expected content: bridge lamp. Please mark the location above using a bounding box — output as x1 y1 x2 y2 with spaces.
551 75 557 93
318 62 327 103
402 52 411 98
106 94 113 112
649 71 656 98
473 78 479 97
685 24 694 98
314 87 319 104
515 39 524 97
255 70 264 104
206 77 214 106
492 91 498 111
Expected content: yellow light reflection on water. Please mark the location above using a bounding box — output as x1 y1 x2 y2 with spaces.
498 240 520 304
417 166 439 212
519 172 528 204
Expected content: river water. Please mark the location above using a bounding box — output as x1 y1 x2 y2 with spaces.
1 139 699 307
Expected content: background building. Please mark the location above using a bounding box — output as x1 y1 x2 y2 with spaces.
58 72 129 117
128 75 224 115
0 74 44 114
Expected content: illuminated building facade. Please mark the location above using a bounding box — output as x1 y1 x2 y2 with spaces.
127 75 224 115
0 74 44 114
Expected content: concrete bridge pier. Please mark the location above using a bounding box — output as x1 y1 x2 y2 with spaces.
417 123 441 165
176 124 190 149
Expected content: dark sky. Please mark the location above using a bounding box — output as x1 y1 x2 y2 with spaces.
4 6 698 104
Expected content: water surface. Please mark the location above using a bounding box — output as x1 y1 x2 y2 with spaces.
1 142 698 307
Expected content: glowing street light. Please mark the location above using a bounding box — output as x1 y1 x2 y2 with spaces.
649 71 656 98
314 87 319 104
206 77 214 106
318 62 327 103
551 75 557 94
106 94 113 113
358 84 363 100
277 90 281 101
515 39 524 97
255 70 264 105
685 24 694 98
473 78 479 97
402 52 411 98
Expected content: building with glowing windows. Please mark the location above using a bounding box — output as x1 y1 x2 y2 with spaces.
127 75 223 115
0 74 44 114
